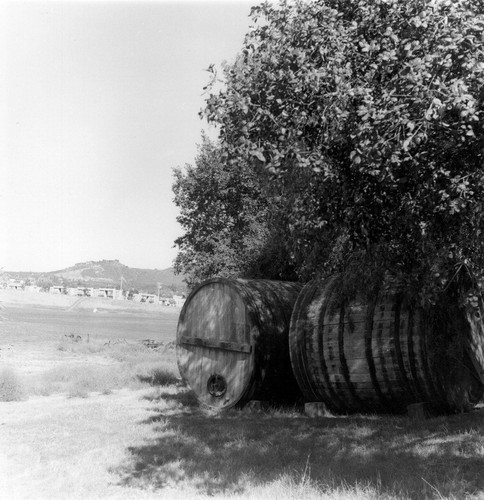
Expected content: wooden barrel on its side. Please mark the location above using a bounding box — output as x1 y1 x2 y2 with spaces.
289 276 484 414
177 278 303 410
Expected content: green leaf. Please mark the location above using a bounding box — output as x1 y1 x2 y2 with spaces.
250 150 266 162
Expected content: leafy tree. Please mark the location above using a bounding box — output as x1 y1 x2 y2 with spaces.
202 0 484 301
37 277 53 292
173 134 296 288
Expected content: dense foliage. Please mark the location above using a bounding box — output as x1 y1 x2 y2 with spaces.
173 135 297 288
176 0 484 300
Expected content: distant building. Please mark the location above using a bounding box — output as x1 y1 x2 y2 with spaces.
133 292 156 303
76 287 94 297
95 288 123 300
95 288 115 299
173 295 186 308
49 285 65 294
7 279 24 291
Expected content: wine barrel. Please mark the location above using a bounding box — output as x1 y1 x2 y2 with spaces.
177 278 303 410
289 276 484 414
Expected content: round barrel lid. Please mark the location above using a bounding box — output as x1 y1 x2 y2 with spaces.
176 279 256 409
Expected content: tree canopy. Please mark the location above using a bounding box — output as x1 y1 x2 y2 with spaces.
175 0 484 299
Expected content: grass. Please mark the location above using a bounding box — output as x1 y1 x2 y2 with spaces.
4 373 484 500
1 300 483 499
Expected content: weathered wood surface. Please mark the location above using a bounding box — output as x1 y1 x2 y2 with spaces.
465 307 484 384
177 278 302 410
180 336 252 353
289 277 484 415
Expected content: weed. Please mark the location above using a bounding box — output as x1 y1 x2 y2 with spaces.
137 368 181 387
30 347 181 398
34 364 131 397
68 387 89 399
0 367 25 402
57 335 109 355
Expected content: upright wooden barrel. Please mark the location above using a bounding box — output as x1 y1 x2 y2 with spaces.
289 277 484 414
177 278 302 410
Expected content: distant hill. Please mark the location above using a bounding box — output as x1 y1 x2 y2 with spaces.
3 260 187 296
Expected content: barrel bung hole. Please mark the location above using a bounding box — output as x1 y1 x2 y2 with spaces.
207 374 227 397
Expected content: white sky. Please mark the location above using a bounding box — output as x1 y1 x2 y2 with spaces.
0 0 253 272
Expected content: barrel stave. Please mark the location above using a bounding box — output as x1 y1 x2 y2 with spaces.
289 276 484 414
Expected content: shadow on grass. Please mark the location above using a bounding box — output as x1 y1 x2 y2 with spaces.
141 387 198 409
115 394 484 499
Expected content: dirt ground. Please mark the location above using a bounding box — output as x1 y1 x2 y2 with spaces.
0 291 179 378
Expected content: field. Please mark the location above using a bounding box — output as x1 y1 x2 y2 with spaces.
1 291 484 500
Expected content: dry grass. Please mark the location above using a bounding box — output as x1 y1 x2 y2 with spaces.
26 336 181 398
